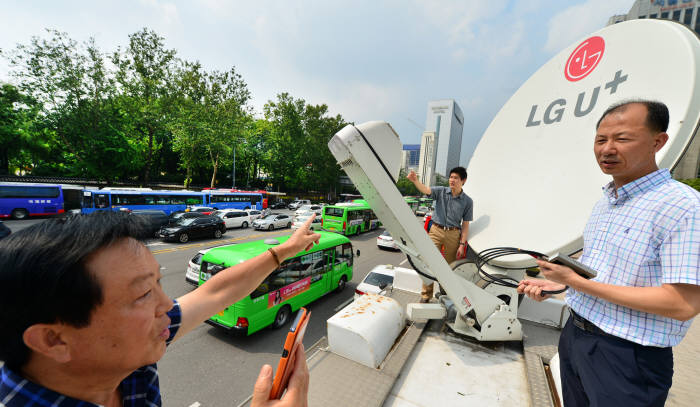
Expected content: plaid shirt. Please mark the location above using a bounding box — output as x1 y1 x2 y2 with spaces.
567 169 700 347
1 300 182 406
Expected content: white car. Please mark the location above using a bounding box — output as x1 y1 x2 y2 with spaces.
185 244 237 285
376 230 399 250
212 209 252 229
415 205 431 217
245 209 263 220
295 204 322 216
185 248 211 286
292 214 323 231
252 213 292 230
288 200 311 210
354 265 422 299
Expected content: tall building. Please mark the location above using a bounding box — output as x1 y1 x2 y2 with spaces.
418 132 436 186
607 0 700 178
424 100 464 178
401 144 420 174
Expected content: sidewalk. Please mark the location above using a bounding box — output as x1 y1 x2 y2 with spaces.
667 318 699 406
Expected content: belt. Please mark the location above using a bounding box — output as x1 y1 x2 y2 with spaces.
570 310 615 338
432 222 460 231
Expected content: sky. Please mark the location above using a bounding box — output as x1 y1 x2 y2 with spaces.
0 0 633 166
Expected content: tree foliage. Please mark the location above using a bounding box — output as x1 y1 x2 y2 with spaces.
1 28 351 197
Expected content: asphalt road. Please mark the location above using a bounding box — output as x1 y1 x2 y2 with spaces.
3 211 409 406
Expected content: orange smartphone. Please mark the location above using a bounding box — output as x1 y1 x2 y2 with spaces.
269 308 310 399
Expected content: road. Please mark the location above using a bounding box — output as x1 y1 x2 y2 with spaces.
2 211 408 406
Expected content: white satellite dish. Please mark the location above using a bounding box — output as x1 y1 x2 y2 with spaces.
465 19 700 267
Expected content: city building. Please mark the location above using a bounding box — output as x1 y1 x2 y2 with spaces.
607 0 700 178
401 144 420 174
418 131 436 186
423 99 464 179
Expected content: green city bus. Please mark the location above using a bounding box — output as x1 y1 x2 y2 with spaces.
321 202 381 235
404 197 420 214
199 231 354 335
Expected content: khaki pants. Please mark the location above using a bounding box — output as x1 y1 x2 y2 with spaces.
428 225 461 264
421 225 460 301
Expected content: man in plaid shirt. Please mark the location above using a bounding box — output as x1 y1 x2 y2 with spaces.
0 211 321 406
519 100 700 406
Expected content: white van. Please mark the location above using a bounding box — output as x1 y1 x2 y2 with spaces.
212 209 252 229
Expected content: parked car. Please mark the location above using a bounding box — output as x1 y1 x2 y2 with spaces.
415 205 431 217
252 213 292 230
186 206 216 215
168 211 205 225
0 220 11 240
376 230 399 250
213 209 252 229
292 214 322 231
131 210 169 237
288 200 311 210
354 266 395 299
295 204 322 216
244 209 263 220
269 201 287 209
354 264 422 299
159 215 226 243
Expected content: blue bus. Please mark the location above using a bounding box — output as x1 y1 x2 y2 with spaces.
81 189 207 215
0 183 66 219
80 189 266 214
207 190 265 211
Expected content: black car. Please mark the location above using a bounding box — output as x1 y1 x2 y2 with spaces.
0 221 11 240
131 210 169 237
269 201 287 209
168 211 205 225
159 215 226 243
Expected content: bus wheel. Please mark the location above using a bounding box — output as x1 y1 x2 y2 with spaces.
214 229 223 239
178 233 189 243
272 305 291 328
336 275 347 293
241 221 248 228
11 209 28 220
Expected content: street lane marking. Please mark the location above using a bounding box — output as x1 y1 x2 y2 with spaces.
334 297 354 312
400 259 408 265
189 402 201 407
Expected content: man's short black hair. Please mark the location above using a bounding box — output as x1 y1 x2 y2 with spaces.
449 166 468 181
0 211 149 369
596 100 669 133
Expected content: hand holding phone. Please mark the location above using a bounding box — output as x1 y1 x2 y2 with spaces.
546 253 597 279
269 308 310 399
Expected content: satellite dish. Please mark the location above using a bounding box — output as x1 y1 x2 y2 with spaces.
466 19 700 267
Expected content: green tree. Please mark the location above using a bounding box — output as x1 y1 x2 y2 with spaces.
112 28 178 185
396 168 419 195
6 30 137 180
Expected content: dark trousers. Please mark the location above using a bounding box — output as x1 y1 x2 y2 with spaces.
558 315 673 407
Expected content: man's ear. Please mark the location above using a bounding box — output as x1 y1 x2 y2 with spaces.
654 132 669 152
23 324 72 363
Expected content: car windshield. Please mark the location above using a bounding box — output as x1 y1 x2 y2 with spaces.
381 231 392 237
176 218 197 226
211 210 223 217
262 215 276 220
363 272 394 287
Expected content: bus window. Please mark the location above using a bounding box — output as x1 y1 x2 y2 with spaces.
336 243 353 266
95 194 109 208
